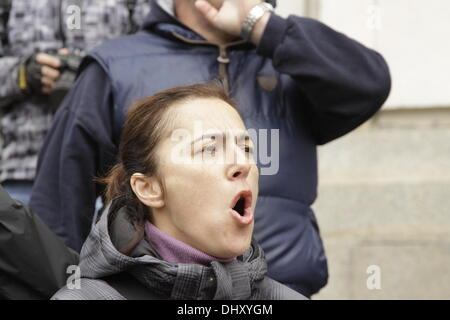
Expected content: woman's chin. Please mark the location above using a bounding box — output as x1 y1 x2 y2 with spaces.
217 238 252 259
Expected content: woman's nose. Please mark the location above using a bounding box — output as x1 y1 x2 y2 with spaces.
226 149 251 180
227 163 251 180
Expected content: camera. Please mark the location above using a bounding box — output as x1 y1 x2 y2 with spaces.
47 51 84 108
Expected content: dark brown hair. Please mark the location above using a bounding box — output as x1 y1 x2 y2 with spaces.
100 83 238 231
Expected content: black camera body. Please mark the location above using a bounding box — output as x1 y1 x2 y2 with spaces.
48 52 84 107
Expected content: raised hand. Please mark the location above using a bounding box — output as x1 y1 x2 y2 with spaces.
194 0 262 37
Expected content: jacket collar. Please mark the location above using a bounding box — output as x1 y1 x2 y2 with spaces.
155 0 175 16
78 204 267 299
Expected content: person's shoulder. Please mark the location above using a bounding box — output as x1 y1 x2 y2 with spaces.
87 35 136 59
88 31 168 61
51 278 125 300
255 277 309 300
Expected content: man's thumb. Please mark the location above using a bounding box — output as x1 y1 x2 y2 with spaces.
194 0 220 25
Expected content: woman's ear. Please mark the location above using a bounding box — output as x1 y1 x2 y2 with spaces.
130 173 164 209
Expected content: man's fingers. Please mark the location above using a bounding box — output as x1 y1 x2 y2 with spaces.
41 65 60 80
36 53 61 69
194 0 243 37
41 75 56 88
58 48 70 56
42 85 53 95
41 66 61 93
194 0 219 24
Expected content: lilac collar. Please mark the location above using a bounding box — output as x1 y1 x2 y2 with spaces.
145 222 235 266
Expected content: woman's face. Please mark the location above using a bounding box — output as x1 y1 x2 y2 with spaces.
153 97 259 259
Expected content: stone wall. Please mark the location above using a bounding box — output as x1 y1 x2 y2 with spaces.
313 109 450 299
276 0 450 299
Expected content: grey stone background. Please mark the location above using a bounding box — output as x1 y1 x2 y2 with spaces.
276 0 450 299
313 110 450 299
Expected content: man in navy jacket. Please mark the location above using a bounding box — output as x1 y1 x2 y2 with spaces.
30 0 391 297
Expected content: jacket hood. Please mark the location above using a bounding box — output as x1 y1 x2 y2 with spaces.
78 204 268 299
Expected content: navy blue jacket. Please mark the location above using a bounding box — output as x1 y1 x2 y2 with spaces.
30 2 391 297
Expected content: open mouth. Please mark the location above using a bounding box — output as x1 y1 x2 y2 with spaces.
229 190 253 225
233 196 246 216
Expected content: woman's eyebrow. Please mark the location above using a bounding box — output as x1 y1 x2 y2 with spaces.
189 133 220 149
190 132 250 147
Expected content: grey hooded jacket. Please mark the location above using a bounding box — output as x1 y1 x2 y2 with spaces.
52 206 307 300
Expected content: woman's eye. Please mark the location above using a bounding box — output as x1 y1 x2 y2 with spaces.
202 145 216 155
243 145 253 154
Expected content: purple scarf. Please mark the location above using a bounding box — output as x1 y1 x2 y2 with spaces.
145 222 235 266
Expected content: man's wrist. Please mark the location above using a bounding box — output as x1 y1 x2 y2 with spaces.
256 13 288 59
18 64 28 92
17 56 33 94
250 11 271 46
240 2 274 44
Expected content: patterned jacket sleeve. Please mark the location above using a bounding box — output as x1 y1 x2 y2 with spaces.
0 57 24 109
0 1 24 109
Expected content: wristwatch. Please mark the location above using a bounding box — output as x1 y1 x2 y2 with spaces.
240 2 274 42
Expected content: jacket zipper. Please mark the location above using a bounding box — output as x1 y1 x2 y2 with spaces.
217 45 231 93
171 32 246 94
